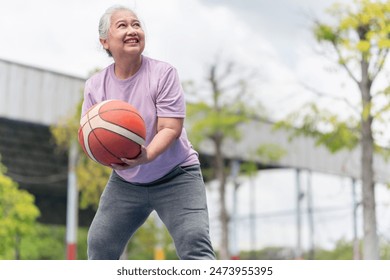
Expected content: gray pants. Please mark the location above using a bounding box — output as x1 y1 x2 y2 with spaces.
87 165 215 260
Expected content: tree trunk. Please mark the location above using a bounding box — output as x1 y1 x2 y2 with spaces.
210 63 230 259
15 234 21 260
361 115 378 259
360 59 379 259
214 134 229 259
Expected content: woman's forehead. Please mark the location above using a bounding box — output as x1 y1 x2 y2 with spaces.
111 10 138 22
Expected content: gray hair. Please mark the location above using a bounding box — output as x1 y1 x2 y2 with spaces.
98 5 138 56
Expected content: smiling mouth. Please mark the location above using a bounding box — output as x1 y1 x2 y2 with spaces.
124 38 139 44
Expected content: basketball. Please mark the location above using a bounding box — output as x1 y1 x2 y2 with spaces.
78 99 146 166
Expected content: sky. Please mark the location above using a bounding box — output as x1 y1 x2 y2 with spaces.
0 0 355 120
2 0 390 255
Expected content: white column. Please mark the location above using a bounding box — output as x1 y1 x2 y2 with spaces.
66 141 78 260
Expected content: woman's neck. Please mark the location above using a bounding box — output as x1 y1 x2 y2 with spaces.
113 55 143 80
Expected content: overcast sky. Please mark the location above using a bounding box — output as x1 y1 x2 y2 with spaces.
0 0 330 75
0 0 356 120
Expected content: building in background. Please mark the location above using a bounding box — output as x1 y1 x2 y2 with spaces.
0 58 95 226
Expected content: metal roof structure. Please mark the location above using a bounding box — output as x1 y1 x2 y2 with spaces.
0 58 84 125
1 57 390 184
203 120 390 183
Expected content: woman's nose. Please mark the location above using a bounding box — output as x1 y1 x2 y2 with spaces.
127 26 137 35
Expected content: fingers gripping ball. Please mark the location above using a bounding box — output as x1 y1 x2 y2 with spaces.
78 100 146 166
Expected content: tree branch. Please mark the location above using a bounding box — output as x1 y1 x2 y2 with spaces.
301 82 360 117
371 48 389 81
332 41 360 85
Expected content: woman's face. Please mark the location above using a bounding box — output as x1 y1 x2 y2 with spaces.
101 10 145 60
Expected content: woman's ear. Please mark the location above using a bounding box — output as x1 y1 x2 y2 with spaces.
100 38 109 51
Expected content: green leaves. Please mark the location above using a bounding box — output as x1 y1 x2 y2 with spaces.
256 143 287 163
187 101 249 147
0 171 40 259
275 104 359 153
76 156 111 210
315 0 390 65
50 93 110 210
314 24 338 43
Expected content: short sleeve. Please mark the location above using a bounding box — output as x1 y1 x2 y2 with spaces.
156 67 185 118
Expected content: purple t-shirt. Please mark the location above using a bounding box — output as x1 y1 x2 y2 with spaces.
81 55 199 183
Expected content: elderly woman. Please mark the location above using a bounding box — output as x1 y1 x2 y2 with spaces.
81 5 215 260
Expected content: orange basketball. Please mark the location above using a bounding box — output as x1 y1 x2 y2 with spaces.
78 99 146 166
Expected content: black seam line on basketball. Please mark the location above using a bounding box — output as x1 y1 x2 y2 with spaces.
87 115 125 161
87 108 145 124
89 113 145 140
88 120 124 163
94 128 143 151
85 114 98 161
98 108 146 123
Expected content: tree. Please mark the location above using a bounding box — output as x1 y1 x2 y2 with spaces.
314 239 355 260
276 0 390 259
51 99 111 210
20 224 87 260
186 57 272 259
0 164 40 259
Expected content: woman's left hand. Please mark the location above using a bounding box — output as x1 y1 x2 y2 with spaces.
111 146 149 170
